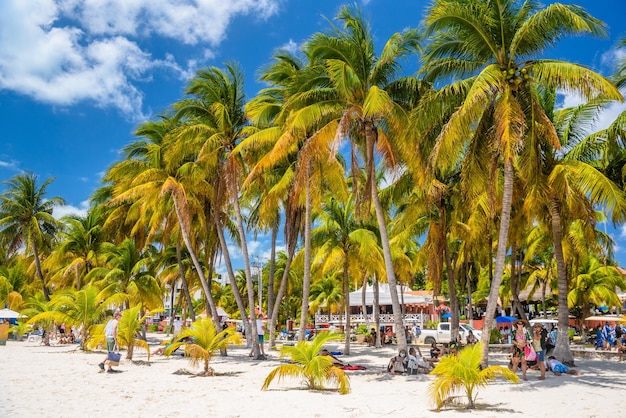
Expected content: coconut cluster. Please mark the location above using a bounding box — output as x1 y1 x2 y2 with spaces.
502 67 530 91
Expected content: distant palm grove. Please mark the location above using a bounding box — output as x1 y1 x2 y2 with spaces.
1 0 625 365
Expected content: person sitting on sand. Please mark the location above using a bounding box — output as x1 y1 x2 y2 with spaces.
407 347 433 374
387 349 408 375
429 342 442 363
318 349 345 367
546 356 581 376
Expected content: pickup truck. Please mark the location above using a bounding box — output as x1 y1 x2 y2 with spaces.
419 322 482 345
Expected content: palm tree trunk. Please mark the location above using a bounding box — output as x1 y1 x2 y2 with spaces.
444 237 459 343
212 210 250 343
373 273 381 347
267 222 278 320
231 180 261 358
176 241 195 321
32 245 50 301
268 234 298 349
171 198 216 324
480 159 514 368
510 245 525 318
298 167 313 342
343 253 351 355
440 203 460 342
549 197 575 364
366 121 406 351
466 261 474 328
361 275 368 329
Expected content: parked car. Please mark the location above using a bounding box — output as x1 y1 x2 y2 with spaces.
420 322 482 345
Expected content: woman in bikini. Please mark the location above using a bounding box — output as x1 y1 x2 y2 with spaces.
511 320 531 381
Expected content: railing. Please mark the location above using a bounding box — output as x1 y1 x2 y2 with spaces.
315 313 431 325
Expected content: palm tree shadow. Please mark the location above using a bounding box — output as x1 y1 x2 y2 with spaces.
438 400 517 414
172 369 244 378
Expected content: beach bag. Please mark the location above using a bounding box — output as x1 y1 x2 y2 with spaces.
107 351 122 365
524 344 537 362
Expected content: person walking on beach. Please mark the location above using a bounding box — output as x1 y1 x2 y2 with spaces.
532 323 547 380
99 310 121 373
511 320 531 381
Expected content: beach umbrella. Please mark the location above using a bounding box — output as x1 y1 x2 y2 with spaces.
495 315 518 323
0 308 21 319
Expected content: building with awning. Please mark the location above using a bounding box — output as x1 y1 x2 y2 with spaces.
314 283 437 330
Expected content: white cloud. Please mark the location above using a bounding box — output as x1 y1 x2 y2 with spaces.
0 158 19 171
601 45 625 72
53 200 90 218
0 0 280 118
557 90 626 132
280 39 299 55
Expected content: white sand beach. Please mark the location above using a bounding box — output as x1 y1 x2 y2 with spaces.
1 337 624 418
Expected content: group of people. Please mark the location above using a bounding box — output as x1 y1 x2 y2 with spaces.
510 319 580 380
594 322 626 352
387 344 441 375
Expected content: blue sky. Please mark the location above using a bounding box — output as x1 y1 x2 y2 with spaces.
1 0 625 271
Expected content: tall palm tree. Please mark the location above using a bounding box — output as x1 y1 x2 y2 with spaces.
243 50 346 344
312 195 380 354
0 173 65 300
521 89 626 362
174 64 260 354
421 0 622 365
304 4 422 351
105 116 219 326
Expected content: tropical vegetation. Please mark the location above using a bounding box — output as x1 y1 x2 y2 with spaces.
428 342 519 410
261 331 350 394
0 1 625 371
163 317 242 376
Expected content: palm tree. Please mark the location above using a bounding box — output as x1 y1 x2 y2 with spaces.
0 257 35 309
243 50 346 344
312 195 380 354
0 173 65 300
521 89 626 362
173 64 260 352
308 275 342 319
421 0 622 365
164 317 242 376
428 342 519 410
86 239 162 310
304 4 422 352
105 116 219 325
262 331 350 394
52 206 106 289
116 305 153 360
39 284 125 350
568 254 625 341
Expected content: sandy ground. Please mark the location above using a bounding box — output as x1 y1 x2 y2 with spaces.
1 335 624 418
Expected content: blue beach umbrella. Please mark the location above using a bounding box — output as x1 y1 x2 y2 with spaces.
495 315 518 324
